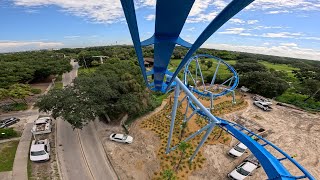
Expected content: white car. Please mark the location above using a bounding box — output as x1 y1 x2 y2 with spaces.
228 161 258 180
30 139 50 162
228 142 248 158
31 116 52 135
109 133 133 144
253 101 273 111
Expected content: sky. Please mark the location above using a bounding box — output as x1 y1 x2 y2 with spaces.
0 0 320 60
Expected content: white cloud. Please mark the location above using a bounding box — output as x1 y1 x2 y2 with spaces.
230 19 258 25
187 0 219 23
218 28 245 35
186 27 196 31
230 18 246 24
247 20 259 24
266 10 290 14
187 11 218 23
189 0 212 16
64 36 80 39
248 0 320 12
301 37 320 41
14 0 124 24
145 14 155 21
262 32 303 38
280 42 298 47
253 26 285 30
239 33 252 36
204 43 320 61
0 41 64 52
212 0 228 9
141 0 156 7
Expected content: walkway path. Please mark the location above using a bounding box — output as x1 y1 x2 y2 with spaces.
11 123 33 180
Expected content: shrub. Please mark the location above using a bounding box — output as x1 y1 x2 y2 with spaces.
31 88 42 94
1 103 28 112
0 128 18 139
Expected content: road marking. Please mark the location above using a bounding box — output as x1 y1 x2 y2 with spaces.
76 129 95 180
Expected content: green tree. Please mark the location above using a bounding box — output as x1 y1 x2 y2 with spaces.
240 71 289 98
36 59 158 129
162 169 176 180
206 61 213 70
7 84 31 104
233 62 267 74
175 142 191 172
0 88 8 100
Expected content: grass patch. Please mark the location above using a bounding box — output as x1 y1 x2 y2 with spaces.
259 61 299 78
0 103 28 112
0 128 19 139
56 74 63 82
31 88 42 94
276 90 320 111
0 140 19 172
53 82 63 90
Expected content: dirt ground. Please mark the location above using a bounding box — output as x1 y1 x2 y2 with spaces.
103 93 320 180
29 119 60 180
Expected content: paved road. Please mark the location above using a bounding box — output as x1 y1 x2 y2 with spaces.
57 61 117 180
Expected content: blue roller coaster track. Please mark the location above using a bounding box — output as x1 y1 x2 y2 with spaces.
120 0 315 179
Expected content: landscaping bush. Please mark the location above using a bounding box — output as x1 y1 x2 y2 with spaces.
0 103 28 112
31 88 42 94
0 128 18 139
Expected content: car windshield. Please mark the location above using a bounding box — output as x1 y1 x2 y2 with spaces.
122 135 128 140
234 145 245 153
31 150 46 156
236 167 250 176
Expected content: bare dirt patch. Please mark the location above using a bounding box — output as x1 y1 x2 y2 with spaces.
28 120 60 180
102 92 247 180
191 95 320 179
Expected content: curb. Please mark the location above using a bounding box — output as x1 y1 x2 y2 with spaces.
55 120 64 180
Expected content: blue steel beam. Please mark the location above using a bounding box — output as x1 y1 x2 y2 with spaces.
120 0 148 85
166 0 255 91
151 0 195 91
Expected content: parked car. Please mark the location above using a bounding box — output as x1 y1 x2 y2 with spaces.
109 133 133 144
228 154 260 180
252 95 271 104
30 139 50 162
253 101 273 111
228 142 248 158
0 117 20 128
31 116 52 135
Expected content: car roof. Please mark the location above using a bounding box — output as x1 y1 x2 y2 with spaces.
35 117 50 124
241 162 258 172
31 144 45 151
237 143 247 149
114 134 124 139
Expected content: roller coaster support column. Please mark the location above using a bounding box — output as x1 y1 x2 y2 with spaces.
166 83 180 154
190 123 215 162
232 91 236 104
175 77 220 124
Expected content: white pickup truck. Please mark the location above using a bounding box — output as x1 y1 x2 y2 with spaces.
31 116 52 135
30 139 50 162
